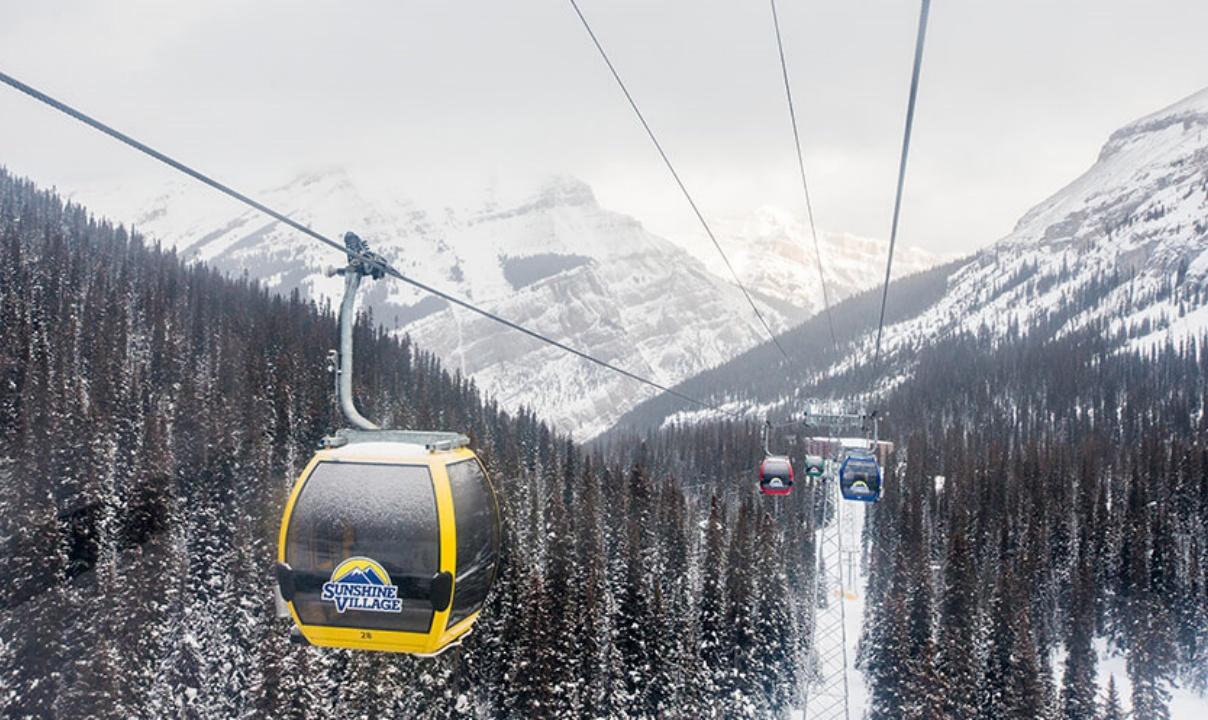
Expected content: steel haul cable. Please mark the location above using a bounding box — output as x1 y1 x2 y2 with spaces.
872 0 931 373
0 69 742 419
764 0 931 432
565 0 792 363
768 0 838 352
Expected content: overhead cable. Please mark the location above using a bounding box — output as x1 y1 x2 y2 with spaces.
769 0 838 351
566 0 792 362
872 0 931 372
0 69 742 418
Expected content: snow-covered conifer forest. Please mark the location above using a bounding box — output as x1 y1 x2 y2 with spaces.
0 169 820 717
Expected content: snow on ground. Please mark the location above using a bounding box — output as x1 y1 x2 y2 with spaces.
1089 638 1208 719
842 503 870 716
1126 301 1208 356
796 500 1208 719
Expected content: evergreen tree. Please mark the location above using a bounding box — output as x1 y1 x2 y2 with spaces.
937 511 981 720
724 497 762 717
697 496 730 708
751 510 798 715
616 465 655 715
868 547 911 720
1062 553 1100 720
1100 676 1124 720
542 479 584 717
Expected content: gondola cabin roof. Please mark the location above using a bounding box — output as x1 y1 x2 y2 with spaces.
315 442 471 464
323 428 472 453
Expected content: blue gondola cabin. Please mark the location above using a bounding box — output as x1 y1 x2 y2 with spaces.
839 449 882 502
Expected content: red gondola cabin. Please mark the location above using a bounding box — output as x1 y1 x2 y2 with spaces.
759 455 794 496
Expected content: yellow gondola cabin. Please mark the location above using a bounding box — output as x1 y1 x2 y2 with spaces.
275 430 500 655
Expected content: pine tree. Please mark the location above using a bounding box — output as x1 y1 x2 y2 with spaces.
616 465 655 715
1100 675 1125 720
1128 599 1174 720
648 479 694 716
724 497 763 717
751 510 798 715
937 511 981 720
1124 496 1173 720
542 477 584 717
697 496 730 707
978 559 1048 720
1062 553 1100 720
506 569 551 718
868 547 911 720
902 500 941 719
576 462 616 719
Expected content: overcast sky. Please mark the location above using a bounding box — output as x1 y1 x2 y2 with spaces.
2 0 1207 257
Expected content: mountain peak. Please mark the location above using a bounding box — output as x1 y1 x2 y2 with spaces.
532 175 597 207
268 167 354 193
1098 85 1208 163
470 174 599 226
745 205 801 238
1005 85 1208 249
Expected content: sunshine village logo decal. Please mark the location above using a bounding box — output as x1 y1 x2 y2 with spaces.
321 557 403 614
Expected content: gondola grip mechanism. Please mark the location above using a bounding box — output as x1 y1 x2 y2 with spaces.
332 231 386 432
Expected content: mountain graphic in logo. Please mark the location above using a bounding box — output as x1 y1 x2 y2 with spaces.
333 566 387 586
321 557 403 614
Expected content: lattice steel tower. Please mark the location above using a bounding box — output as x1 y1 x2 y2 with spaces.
802 470 852 720
800 412 876 720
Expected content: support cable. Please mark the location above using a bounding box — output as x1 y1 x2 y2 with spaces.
872 0 930 373
769 0 838 351
0 69 741 418
566 0 792 362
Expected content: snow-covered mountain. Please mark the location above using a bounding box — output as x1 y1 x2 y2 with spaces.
615 86 1208 432
88 171 939 438
870 86 1208 367
711 207 943 316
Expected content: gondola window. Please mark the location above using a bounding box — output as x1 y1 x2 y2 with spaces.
284 462 439 633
